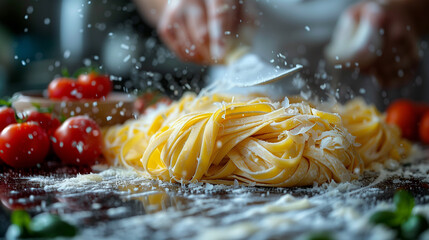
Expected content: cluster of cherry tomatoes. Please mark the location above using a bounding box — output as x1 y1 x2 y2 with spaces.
0 107 103 168
0 71 113 168
48 72 112 100
386 99 429 144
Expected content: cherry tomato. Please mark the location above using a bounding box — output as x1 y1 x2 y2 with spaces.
158 97 172 105
48 78 83 100
386 99 418 140
0 122 49 168
77 73 112 99
24 111 61 136
134 93 155 113
52 116 103 166
135 93 172 113
415 103 429 117
0 107 16 132
419 111 429 145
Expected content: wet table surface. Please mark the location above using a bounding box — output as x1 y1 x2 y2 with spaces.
1 150 429 240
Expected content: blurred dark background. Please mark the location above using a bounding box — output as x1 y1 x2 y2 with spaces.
0 0 205 99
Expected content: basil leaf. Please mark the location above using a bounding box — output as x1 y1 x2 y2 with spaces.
30 213 77 238
31 102 42 110
59 113 68 123
394 190 414 220
0 99 12 107
73 66 99 78
305 232 334 240
30 103 53 114
400 214 429 240
6 210 33 239
11 210 31 229
61 67 70 77
369 210 402 228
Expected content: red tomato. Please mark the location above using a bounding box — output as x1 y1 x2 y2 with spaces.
134 98 146 113
158 97 172 105
135 93 172 114
386 99 418 140
415 103 429 117
24 111 61 136
0 107 16 132
78 73 112 99
52 116 103 165
48 78 83 100
134 93 155 113
419 111 429 144
0 122 49 168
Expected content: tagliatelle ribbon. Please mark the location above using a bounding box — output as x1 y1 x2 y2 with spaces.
103 94 409 187
333 98 411 167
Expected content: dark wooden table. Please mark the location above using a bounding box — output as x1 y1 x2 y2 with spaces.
1 152 429 239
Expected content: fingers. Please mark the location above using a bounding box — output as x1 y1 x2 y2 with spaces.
176 21 199 61
345 1 365 21
362 2 386 27
157 0 210 63
185 3 211 63
158 14 189 60
157 0 241 64
206 0 240 61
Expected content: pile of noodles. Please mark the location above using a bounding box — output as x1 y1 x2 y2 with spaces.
103 94 410 187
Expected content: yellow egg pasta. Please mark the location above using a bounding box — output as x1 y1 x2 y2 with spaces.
104 94 366 187
333 98 411 167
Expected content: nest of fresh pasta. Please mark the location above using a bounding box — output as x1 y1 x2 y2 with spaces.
103 93 411 187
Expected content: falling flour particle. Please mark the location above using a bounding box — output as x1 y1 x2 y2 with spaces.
123 55 131 62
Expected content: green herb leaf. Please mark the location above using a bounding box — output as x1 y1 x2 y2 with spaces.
400 214 429 240
11 210 31 229
73 66 99 78
7 210 78 239
44 105 54 114
59 113 68 123
30 103 53 114
15 114 24 123
369 210 402 228
6 210 33 239
30 213 77 238
304 232 335 240
31 102 42 110
61 67 70 77
394 190 415 220
0 99 12 107
369 190 428 240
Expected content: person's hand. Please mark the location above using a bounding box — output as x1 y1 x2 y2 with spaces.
328 1 419 88
157 0 242 64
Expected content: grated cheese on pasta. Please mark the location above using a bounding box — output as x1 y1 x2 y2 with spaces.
103 94 410 187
